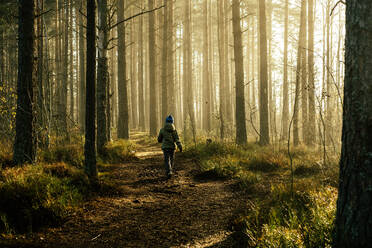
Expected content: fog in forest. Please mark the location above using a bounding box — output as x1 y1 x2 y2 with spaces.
3 0 371 247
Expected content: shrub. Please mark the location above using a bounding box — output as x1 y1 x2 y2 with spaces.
0 164 89 234
236 185 337 248
99 139 137 164
40 144 84 168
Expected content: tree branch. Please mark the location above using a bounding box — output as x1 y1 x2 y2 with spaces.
110 5 165 30
330 0 345 16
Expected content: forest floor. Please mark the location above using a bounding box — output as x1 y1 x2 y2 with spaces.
1 132 250 248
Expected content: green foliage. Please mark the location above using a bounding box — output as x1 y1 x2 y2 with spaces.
184 140 338 247
0 143 13 168
40 144 84 168
238 185 337 248
0 163 90 234
99 139 137 164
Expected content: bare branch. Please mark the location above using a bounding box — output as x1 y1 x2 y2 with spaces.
110 5 165 30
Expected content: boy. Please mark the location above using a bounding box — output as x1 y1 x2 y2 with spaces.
157 115 183 179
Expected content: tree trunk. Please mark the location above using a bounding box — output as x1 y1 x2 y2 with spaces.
301 0 308 145
293 0 306 147
232 0 247 145
138 1 145 131
334 0 372 246
36 0 45 147
61 0 68 134
202 0 211 132
161 1 168 122
258 0 270 145
84 0 97 180
167 0 175 123
117 0 129 139
281 0 289 141
307 0 315 146
13 0 36 165
79 0 86 132
130 12 138 129
149 0 158 136
69 0 74 124
97 0 109 153
217 0 226 140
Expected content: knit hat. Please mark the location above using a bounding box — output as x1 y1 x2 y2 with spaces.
165 115 174 124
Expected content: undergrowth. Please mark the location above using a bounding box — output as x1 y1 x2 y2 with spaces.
0 138 137 235
0 163 90 234
184 140 339 247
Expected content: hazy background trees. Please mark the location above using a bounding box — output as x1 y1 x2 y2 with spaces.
0 0 346 159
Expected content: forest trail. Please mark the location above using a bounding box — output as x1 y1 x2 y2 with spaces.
4 133 249 248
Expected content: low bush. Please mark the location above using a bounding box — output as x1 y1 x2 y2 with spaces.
0 163 90 234
186 140 339 246
237 185 337 248
40 144 84 168
0 142 13 168
99 139 137 164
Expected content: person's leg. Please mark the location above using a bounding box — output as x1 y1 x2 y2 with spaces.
163 150 170 176
170 150 175 172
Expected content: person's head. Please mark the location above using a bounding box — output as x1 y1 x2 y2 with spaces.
165 115 174 124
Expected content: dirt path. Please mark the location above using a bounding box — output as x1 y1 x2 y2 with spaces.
2 135 249 248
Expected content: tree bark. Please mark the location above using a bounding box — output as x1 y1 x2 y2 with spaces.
149 0 158 136
202 0 211 132
307 0 315 146
232 0 247 145
84 0 97 180
217 0 226 140
258 0 270 145
117 0 129 139
161 1 168 122
334 0 372 246
293 0 306 147
79 0 86 132
281 0 289 141
13 0 36 165
97 0 109 153
138 1 145 131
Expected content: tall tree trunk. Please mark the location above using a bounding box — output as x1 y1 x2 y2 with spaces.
183 0 196 142
223 0 232 124
97 0 109 153
202 0 211 132
232 0 247 145
138 1 145 131
307 0 315 145
161 1 168 122
293 0 306 147
258 0 270 145
301 0 308 144
281 0 289 141
36 0 45 147
84 0 97 180
69 0 74 123
117 0 129 139
130 12 138 129
61 0 69 134
79 0 86 132
149 0 158 136
217 0 226 139
14 0 36 164
334 0 372 246
167 0 175 123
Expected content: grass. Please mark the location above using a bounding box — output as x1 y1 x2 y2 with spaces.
0 137 138 235
184 140 339 247
0 163 90 234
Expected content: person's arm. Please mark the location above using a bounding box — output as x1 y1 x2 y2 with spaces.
173 130 183 152
157 129 163 143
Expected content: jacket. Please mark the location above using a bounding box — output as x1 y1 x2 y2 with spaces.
157 123 182 151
